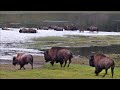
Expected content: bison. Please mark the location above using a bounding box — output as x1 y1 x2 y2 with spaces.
89 53 115 78
87 26 99 33
13 53 33 70
1 27 10 30
44 47 73 67
54 26 63 31
64 25 78 31
19 28 37 33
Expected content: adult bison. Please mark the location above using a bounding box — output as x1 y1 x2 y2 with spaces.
87 26 99 33
64 25 78 31
13 53 33 70
1 27 10 30
89 53 115 78
19 28 37 33
53 26 63 31
44 47 73 67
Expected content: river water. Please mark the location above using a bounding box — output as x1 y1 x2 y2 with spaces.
68 45 120 57
0 28 120 64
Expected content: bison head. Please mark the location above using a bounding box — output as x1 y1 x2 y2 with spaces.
87 27 90 30
89 55 95 67
12 56 17 66
44 50 51 62
19 29 22 33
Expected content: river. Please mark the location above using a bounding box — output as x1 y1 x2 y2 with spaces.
0 28 120 64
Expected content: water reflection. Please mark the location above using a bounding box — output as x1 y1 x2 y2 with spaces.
68 44 120 57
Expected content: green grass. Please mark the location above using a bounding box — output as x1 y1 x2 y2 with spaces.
29 35 120 50
0 63 120 79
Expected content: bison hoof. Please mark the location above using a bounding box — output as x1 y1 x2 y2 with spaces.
102 75 105 77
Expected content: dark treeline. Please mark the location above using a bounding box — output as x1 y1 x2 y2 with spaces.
0 11 120 32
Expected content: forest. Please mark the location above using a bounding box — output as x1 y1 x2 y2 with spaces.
0 11 120 32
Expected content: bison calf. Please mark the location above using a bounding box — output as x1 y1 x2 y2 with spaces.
89 53 115 78
13 53 33 70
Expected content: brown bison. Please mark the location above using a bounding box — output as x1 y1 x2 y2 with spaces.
1 27 10 30
19 28 37 33
64 25 79 31
13 53 33 70
89 53 115 78
44 47 73 67
87 26 99 33
53 26 63 31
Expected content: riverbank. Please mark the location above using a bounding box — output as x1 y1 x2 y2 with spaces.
0 55 45 70
1 28 120 62
1 33 120 64
1 53 119 69
0 49 120 79
0 29 120 79
30 35 120 49
0 55 120 79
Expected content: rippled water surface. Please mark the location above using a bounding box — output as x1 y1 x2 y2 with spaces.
0 28 120 63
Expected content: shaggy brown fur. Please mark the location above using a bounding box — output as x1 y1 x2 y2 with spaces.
89 53 115 78
44 47 73 67
13 53 33 70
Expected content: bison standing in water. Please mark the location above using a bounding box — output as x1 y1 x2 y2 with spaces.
13 53 33 70
19 28 37 33
89 53 115 78
44 47 73 67
87 26 99 33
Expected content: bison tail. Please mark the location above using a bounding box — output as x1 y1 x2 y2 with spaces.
111 61 115 78
70 52 73 58
29 55 34 63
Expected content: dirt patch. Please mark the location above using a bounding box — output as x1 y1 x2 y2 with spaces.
0 55 46 70
0 55 89 70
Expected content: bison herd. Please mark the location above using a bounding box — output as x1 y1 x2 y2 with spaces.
12 47 115 78
19 28 37 33
1 26 99 33
17 25 99 33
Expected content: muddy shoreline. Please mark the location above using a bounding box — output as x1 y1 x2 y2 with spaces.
0 55 46 70
0 55 89 70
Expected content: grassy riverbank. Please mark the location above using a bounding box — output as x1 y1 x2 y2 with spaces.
0 54 120 79
29 35 120 50
0 35 120 79
0 63 120 79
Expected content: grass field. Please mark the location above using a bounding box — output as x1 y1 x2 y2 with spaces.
0 55 120 79
0 63 120 79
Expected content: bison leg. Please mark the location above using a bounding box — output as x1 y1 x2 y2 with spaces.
67 58 71 67
19 65 25 70
111 66 114 78
50 61 54 66
95 69 99 76
19 65 24 70
64 60 67 67
60 62 63 67
103 68 108 77
20 65 22 70
30 62 33 69
95 68 100 76
31 64 33 69
23 66 25 70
